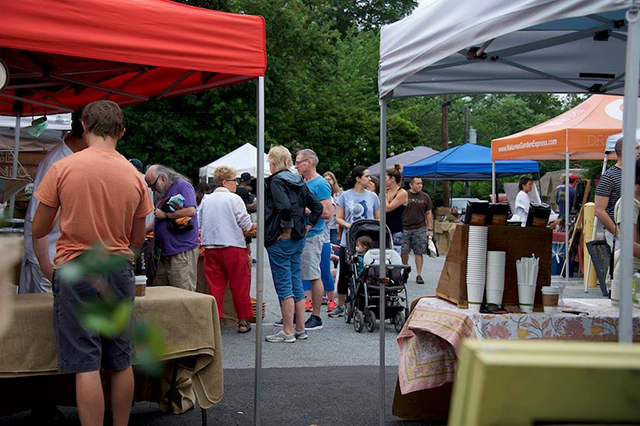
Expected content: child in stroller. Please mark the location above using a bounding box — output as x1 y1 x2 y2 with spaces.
344 219 410 333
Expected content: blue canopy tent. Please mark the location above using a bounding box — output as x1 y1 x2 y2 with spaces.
403 143 539 180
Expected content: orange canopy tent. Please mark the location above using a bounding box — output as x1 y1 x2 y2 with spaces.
491 95 624 161
491 94 627 291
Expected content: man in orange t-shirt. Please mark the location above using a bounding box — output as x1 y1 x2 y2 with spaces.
33 100 153 426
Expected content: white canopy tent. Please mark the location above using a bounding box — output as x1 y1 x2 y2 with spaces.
376 6 639 410
198 142 270 181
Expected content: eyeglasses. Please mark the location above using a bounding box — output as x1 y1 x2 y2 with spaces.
224 179 238 185
148 176 160 190
295 159 310 166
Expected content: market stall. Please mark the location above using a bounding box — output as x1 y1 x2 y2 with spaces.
379 0 639 422
0 0 267 420
199 142 270 181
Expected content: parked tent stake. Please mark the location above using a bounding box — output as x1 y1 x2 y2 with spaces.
379 98 388 426
254 76 265 424
619 4 640 344
8 112 20 218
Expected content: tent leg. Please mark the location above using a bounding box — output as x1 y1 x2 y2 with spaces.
564 151 570 289
8 112 21 218
619 5 640 344
378 98 388 426
491 161 496 202
254 76 265 425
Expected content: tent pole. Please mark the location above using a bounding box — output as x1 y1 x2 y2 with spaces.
254 76 265 424
565 149 570 288
585 154 609 292
8 112 21 218
379 98 388 426
491 161 496 202
619 4 640 344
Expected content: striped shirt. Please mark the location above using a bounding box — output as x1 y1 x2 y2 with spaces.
595 165 622 221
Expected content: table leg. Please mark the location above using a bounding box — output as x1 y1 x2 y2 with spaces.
201 407 207 426
167 359 179 414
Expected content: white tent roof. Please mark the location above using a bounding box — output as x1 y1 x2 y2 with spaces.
199 143 270 180
379 0 631 98
606 128 640 152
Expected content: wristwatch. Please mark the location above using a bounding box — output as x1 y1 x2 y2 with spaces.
428 228 434 231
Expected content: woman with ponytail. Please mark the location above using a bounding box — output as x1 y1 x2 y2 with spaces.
328 166 380 318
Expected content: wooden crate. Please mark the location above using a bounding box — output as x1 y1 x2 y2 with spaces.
436 225 552 310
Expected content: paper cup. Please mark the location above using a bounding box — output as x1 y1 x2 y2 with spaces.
610 279 619 306
486 289 504 305
467 283 484 311
517 283 536 313
135 275 147 298
541 286 559 313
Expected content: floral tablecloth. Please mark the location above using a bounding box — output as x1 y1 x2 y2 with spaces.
397 297 640 395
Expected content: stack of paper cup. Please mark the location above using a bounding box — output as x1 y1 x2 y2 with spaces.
466 226 488 311
485 251 506 306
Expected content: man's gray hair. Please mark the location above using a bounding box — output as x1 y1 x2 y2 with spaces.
297 149 319 167
153 164 191 184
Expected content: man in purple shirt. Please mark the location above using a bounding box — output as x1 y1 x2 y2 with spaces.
145 164 199 291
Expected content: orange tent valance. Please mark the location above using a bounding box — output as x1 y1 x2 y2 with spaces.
492 95 625 161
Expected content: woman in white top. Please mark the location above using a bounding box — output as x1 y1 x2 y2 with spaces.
514 176 533 227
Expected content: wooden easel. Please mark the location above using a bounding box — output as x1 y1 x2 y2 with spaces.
560 179 591 276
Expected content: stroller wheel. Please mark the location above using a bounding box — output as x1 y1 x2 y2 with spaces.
345 302 353 324
365 309 376 333
394 312 406 333
353 309 364 333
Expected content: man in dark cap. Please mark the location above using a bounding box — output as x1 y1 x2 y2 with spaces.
129 158 143 173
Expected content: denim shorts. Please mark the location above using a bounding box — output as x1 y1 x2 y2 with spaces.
53 262 135 373
266 237 305 305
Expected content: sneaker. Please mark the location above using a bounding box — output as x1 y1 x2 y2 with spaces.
328 305 345 318
265 330 295 343
294 329 308 340
327 300 337 313
416 275 425 285
322 295 328 305
273 318 283 327
305 298 313 312
304 315 323 330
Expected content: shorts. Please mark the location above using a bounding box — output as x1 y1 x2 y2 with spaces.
53 262 135 373
402 226 427 255
267 237 306 305
301 234 323 281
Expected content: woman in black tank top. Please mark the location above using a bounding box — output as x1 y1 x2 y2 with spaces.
385 164 408 252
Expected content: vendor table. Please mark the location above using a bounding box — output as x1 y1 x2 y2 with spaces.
0 286 223 416
398 297 640 395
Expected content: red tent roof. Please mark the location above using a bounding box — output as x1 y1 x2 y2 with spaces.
0 0 267 115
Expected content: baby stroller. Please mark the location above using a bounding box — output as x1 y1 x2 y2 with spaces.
344 219 410 333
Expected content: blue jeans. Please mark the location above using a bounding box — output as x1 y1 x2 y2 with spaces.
267 237 306 305
303 242 335 292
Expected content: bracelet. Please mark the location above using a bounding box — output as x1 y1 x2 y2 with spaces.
428 228 434 231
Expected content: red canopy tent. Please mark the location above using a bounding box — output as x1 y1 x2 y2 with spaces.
0 0 266 114
0 1 269 420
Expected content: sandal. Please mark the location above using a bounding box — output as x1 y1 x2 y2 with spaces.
237 321 252 333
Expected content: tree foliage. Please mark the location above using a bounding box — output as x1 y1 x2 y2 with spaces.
118 0 592 195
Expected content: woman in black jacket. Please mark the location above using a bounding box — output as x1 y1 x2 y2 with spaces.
264 146 323 343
